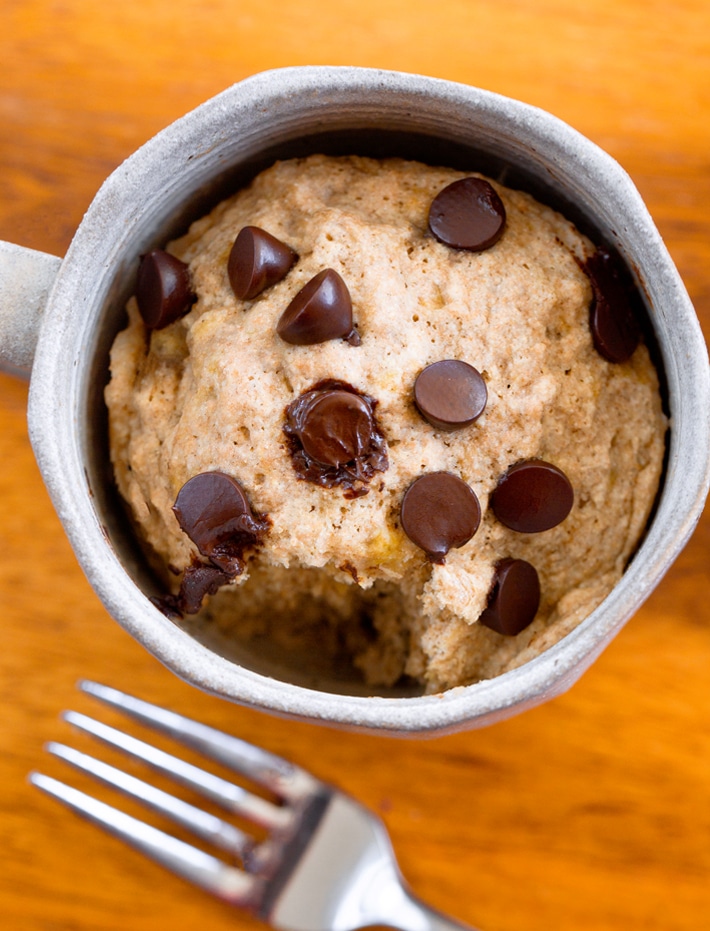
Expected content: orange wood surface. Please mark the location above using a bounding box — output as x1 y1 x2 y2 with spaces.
2 2 710 929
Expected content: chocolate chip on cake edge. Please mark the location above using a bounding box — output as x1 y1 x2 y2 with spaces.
166 471 270 614
135 249 196 329
479 558 541 636
428 177 506 251
582 248 642 364
400 471 481 563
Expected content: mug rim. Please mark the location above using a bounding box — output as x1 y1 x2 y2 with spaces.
27 66 710 734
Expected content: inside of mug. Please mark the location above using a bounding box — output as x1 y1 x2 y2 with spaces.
82 124 668 697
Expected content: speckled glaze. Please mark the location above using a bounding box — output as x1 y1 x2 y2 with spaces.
5 67 709 734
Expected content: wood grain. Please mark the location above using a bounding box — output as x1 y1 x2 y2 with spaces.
2 2 710 929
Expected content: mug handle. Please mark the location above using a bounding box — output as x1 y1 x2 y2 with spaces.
0 240 62 378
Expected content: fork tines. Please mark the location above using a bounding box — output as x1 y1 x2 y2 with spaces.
29 681 318 905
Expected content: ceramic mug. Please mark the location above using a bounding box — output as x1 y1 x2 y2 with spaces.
1 66 708 735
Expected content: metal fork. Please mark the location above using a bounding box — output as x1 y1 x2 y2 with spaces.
29 681 478 931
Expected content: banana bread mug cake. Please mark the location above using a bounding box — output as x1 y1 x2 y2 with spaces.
105 154 666 694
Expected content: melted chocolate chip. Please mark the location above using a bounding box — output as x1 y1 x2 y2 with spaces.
172 471 269 575
583 249 641 363
228 226 297 301
491 459 573 533
414 360 487 431
478 558 540 636
135 249 196 329
428 178 506 252
177 561 234 616
277 269 359 345
284 380 388 497
294 391 374 467
400 472 481 563
151 560 234 619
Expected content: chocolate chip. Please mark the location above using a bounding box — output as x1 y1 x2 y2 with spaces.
428 178 506 252
228 226 298 301
414 360 487 431
177 561 233 616
583 249 641 363
400 472 481 563
478 558 540 636
491 459 573 533
277 269 358 345
291 390 374 468
135 249 196 329
172 471 269 575
284 380 388 496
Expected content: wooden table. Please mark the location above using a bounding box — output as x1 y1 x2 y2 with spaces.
2 2 710 929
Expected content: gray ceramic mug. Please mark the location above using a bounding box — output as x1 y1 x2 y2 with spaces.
1 66 708 735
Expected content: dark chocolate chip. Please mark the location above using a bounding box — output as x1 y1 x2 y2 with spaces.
291 390 375 468
478 558 540 636
149 559 233 618
277 269 356 345
284 380 388 496
135 249 196 329
491 459 573 533
177 561 234 616
414 359 487 431
400 471 481 563
172 471 269 575
583 249 641 363
228 226 297 301
428 177 506 252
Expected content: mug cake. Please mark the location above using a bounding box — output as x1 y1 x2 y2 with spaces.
105 153 666 694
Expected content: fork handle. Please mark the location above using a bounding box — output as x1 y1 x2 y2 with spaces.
369 880 480 931
395 892 481 931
